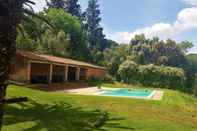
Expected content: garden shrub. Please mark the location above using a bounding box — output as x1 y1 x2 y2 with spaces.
103 74 115 83
118 60 186 88
192 74 197 97
138 65 185 88
87 74 114 86
118 60 138 84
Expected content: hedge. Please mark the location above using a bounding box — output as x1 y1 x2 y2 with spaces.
118 61 186 88
192 74 197 97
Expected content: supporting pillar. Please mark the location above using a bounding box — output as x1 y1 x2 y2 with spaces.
49 64 53 84
76 67 80 81
64 65 68 82
27 61 31 83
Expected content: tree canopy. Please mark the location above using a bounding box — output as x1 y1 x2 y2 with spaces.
17 9 90 61
85 0 106 51
66 0 82 18
46 0 67 9
12 0 197 95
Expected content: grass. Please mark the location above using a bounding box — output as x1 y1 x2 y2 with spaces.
2 84 197 131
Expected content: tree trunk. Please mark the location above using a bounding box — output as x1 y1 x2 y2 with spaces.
0 24 17 130
0 1 19 128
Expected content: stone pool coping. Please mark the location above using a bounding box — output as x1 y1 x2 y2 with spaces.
65 87 164 100
151 90 164 100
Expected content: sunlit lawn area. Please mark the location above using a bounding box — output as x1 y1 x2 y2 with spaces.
2 84 197 131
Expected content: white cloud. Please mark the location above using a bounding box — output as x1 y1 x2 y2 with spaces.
107 32 133 44
183 0 197 6
190 45 197 53
107 7 197 43
32 0 47 12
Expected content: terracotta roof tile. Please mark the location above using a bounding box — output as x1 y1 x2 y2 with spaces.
17 51 106 70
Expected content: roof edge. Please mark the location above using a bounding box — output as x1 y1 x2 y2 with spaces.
16 50 107 70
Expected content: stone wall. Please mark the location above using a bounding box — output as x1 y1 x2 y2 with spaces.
10 56 29 83
86 67 107 80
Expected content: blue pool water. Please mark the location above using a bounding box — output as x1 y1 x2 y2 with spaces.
101 88 152 98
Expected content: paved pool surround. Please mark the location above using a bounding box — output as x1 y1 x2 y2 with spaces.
65 87 164 100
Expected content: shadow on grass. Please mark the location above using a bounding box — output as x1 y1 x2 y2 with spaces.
3 101 134 131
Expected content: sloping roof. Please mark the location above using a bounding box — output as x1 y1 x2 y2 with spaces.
17 51 106 70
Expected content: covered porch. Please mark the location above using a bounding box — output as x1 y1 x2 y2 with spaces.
29 61 87 84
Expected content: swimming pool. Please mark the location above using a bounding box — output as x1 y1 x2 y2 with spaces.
66 87 162 100
100 88 155 99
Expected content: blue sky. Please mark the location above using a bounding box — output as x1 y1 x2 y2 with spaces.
33 0 197 53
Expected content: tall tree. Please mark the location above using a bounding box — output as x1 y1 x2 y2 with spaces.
65 0 81 18
85 0 105 50
178 41 194 53
46 9 89 60
46 0 67 9
0 0 52 128
41 30 70 57
0 0 31 128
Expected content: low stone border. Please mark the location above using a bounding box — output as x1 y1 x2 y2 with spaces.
65 87 164 100
151 91 164 100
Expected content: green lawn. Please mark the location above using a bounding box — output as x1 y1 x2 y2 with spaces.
2 85 197 131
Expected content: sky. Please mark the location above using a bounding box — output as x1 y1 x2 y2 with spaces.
32 0 197 53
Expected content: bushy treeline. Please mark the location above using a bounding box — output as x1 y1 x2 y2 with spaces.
17 9 88 60
187 54 197 95
102 35 192 77
102 35 197 96
193 75 197 97
118 61 185 88
16 0 197 95
17 0 117 62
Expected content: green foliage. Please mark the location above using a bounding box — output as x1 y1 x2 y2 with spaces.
66 0 82 18
90 49 104 65
17 9 90 61
105 40 119 49
85 0 106 51
100 34 195 91
46 8 89 60
185 54 197 89
138 64 185 88
192 74 197 97
178 41 194 53
129 35 188 67
4 85 197 131
118 60 138 84
103 74 115 83
47 0 82 18
14 2 196 93
103 45 128 77
40 30 70 57
187 54 197 73
102 34 192 85
16 32 37 51
87 74 114 86
118 61 186 89
46 0 67 9
157 56 168 65
15 2 116 65
94 112 108 128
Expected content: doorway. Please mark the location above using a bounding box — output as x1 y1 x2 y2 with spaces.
52 65 65 83
30 63 50 84
67 66 77 82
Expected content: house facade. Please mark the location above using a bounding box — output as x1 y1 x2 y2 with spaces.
10 51 107 84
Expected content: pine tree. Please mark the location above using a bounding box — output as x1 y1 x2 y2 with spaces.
85 0 105 50
46 0 67 9
66 0 81 18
